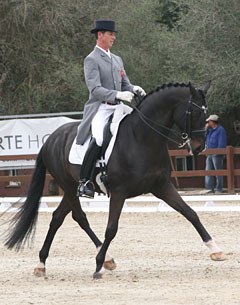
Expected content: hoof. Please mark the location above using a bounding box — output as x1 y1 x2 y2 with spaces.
210 252 227 261
103 258 117 271
93 271 103 279
34 267 46 277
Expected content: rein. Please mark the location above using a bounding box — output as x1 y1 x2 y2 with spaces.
132 94 207 148
132 105 185 147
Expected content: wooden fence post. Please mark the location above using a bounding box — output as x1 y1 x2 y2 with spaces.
226 146 234 193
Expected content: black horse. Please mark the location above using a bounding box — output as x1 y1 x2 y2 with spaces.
5 82 226 279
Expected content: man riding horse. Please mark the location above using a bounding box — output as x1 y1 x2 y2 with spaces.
4 17 226 280
76 19 146 198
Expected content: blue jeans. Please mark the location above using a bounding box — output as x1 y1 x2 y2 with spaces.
205 154 224 192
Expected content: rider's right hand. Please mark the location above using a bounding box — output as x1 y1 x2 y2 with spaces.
116 91 134 103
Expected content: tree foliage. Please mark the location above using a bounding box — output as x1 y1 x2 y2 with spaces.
0 0 240 143
0 0 94 113
155 0 189 30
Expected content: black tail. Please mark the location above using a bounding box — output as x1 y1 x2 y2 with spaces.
5 149 46 250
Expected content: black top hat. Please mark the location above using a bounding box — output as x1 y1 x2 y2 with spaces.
90 19 117 33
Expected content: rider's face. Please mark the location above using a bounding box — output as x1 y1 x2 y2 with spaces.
97 31 116 50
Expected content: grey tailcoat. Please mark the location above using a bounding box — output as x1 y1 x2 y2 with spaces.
76 47 133 145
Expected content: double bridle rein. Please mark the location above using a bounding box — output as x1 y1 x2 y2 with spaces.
133 94 207 149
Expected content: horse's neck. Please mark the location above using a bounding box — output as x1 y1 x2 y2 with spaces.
138 96 175 129
128 87 190 146
139 87 189 125
125 110 170 149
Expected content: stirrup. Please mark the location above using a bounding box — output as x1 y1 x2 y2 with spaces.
77 179 95 198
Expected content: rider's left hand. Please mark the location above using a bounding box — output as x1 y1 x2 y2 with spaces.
133 85 146 97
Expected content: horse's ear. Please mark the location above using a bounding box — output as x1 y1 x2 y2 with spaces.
188 82 197 96
201 80 211 95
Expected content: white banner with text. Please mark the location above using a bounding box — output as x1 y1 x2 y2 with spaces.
0 117 77 156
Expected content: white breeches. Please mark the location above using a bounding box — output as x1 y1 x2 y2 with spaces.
91 103 132 146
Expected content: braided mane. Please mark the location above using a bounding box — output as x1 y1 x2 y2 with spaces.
135 82 190 107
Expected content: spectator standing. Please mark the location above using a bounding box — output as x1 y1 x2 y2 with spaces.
204 114 227 194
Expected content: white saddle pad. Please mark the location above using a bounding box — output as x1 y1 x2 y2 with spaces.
69 113 128 166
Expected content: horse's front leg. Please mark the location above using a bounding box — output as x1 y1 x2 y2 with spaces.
152 182 226 261
71 196 117 271
93 193 125 279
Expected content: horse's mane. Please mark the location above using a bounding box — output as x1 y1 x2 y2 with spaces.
135 82 190 107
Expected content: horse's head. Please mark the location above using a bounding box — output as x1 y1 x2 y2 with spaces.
177 81 210 155
133 81 210 155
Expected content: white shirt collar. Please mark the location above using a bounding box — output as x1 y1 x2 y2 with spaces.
96 45 111 58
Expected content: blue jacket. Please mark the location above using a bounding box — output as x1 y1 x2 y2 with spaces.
206 125 227 149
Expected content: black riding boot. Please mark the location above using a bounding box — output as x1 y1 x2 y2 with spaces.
77 138 101 198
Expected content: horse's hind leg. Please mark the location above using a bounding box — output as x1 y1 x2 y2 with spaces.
71 195 117 271
34 195 71 277
152 182 226 261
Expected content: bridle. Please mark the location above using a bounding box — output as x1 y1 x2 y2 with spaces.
180 95 208 148
132 92 207 149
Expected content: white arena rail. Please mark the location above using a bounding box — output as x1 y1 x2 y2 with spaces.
1 194 240 213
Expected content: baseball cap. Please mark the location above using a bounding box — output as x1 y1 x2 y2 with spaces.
206 114 219 122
